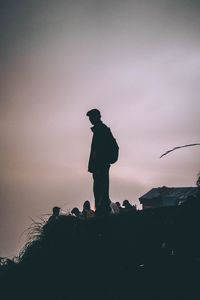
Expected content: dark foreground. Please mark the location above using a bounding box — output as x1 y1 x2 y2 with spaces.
1 201 200 300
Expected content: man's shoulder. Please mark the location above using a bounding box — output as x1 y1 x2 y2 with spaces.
93 122 112 137
99 124 112 138
100 123 110 131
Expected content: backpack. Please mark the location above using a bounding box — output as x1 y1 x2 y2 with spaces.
108 134 119 164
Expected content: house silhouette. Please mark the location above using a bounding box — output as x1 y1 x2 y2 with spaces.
139 186 198 209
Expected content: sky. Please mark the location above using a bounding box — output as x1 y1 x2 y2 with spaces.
0 0 200 257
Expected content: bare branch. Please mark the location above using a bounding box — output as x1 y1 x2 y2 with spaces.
160 143 200 158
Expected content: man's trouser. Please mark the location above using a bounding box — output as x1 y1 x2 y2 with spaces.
92 166 111 215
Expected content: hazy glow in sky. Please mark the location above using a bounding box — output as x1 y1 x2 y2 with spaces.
0 0 200 256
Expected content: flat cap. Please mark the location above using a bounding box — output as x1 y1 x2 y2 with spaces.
86 108 101 117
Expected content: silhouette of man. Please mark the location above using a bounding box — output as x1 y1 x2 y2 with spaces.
87 109 114 216
71 207 84 219
47 206 61 223
82 200 95 219
122 200 136 212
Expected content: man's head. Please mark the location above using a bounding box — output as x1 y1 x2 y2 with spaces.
122 200 130 207
83 200 91 210
71 207 81 216
86 109 101 125
52 206 60 216
115 201 121 208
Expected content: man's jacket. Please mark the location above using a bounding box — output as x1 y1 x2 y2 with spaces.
88 121 114 173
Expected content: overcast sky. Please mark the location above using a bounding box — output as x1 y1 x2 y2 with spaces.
0 0 200 257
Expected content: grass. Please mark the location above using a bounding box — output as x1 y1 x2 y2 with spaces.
1 196 200 300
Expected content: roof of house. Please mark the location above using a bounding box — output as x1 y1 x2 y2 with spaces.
139 186 198 203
